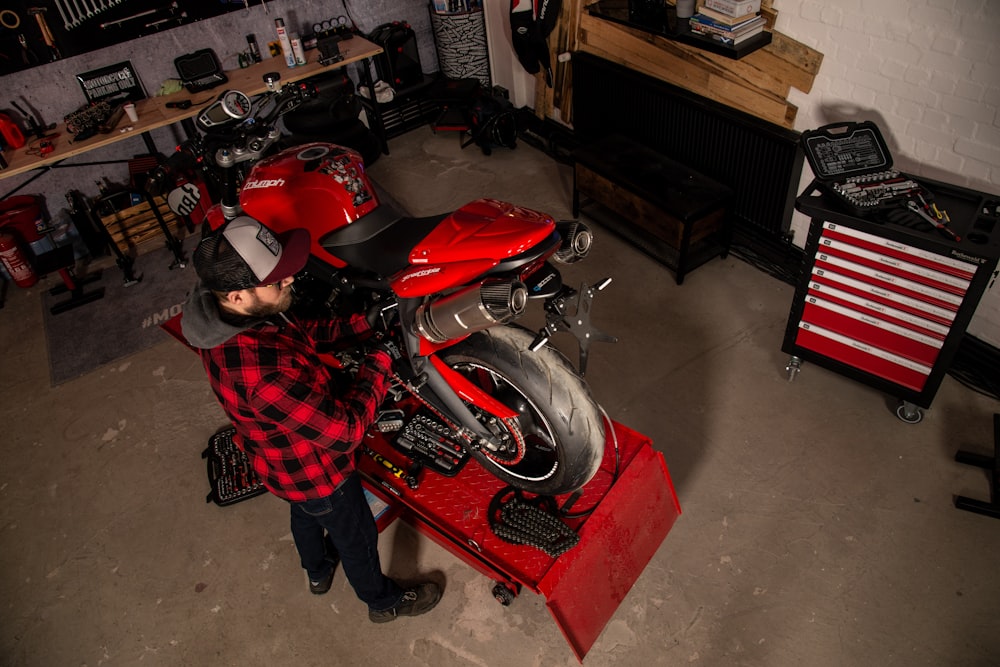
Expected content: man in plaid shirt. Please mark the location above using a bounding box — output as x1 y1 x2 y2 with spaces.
182 216 441 623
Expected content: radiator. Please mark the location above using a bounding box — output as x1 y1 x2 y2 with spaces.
571 51 804 242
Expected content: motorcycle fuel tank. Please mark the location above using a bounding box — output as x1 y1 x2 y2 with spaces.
240 143 380 264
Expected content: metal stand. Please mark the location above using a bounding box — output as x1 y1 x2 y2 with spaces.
32 245 105 315
954 413 1000 519
142 191 186 270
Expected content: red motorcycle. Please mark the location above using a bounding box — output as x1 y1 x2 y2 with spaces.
171 82 615 496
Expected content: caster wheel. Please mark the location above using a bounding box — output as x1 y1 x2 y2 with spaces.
492 582 515 606
895 401 923 424
785 356 802 382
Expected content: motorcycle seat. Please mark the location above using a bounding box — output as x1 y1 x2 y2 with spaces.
321 203 445 278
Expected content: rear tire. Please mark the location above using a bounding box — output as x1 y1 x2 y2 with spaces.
440 326 605 495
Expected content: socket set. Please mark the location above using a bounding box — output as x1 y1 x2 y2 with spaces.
202 427 268 506
801 121 922 216
392 412 470 477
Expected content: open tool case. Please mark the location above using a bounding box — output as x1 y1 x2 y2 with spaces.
800 121 926 217
202 427 267 506
798 120 1000 247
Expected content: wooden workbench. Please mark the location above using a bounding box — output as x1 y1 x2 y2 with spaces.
0 35 383 183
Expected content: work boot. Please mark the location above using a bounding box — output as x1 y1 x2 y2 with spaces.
309 570 335 595
368 582 442 623
308 553 340 595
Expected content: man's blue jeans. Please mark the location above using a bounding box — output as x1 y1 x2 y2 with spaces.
289 473 402 610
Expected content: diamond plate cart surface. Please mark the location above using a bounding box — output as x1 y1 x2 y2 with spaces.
358 419 681 662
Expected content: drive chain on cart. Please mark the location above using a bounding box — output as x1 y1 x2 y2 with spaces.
488 487 580 557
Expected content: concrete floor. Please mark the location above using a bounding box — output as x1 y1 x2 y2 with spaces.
2 128 999 667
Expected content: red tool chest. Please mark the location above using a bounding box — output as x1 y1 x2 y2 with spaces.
357 419 681 662
783 174 999 422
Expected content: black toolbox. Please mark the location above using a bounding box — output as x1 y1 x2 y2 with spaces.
202 427 267 506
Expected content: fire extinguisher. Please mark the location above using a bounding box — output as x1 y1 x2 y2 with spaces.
0 230 38 288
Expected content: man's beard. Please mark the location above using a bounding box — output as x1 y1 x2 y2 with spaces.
244 286 294 317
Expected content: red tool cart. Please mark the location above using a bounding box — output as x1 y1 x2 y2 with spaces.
783 122 1000 423
357 418 681 662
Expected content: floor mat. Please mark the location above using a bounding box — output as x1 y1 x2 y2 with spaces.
40 180 406 387
41 238 199 386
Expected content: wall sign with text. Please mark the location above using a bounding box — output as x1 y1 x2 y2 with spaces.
75 60 147 104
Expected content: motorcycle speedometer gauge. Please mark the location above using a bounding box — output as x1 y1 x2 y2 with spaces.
196 90 253 129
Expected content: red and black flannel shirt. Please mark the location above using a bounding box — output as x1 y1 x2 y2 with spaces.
201 312 392 502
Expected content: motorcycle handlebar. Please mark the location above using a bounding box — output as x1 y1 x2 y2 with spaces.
257 81 318 126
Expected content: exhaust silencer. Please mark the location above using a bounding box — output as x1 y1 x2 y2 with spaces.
552 220 593 264
415 280 528 343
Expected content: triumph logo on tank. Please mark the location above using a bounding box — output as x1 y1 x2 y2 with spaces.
243 178 286 190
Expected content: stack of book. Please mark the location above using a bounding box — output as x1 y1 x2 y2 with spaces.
688 0 766 45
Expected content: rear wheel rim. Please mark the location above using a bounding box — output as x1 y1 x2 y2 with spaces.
454 362 560 483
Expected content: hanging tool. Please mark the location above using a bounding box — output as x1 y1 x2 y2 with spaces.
27 8 60 61
18 34 39 66
0 9 20 30
69 0 88 23
53 0 75 31
101 3 178 30
55 0 126 30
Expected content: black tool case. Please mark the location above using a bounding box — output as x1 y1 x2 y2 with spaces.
202 427 267 506
800 121 924 217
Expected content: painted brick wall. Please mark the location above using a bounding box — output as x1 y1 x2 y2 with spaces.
774 0 1000 346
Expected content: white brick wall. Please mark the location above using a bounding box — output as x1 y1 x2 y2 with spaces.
775 0 1000 346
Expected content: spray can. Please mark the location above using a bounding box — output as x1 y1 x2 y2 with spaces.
290 32 306 65
246 34 262 63
274 18 296 67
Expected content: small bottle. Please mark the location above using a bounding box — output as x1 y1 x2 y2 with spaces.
290 32 306 65
246 34 262 63
275 18 296 68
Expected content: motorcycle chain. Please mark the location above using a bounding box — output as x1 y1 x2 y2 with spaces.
488 488 580 558
389 370 528 466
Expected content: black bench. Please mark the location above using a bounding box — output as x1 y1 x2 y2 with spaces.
572 134 733 284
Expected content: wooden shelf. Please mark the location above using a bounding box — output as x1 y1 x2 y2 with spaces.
586 3 771 60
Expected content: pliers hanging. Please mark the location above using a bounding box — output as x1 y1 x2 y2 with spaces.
18 34 39 66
